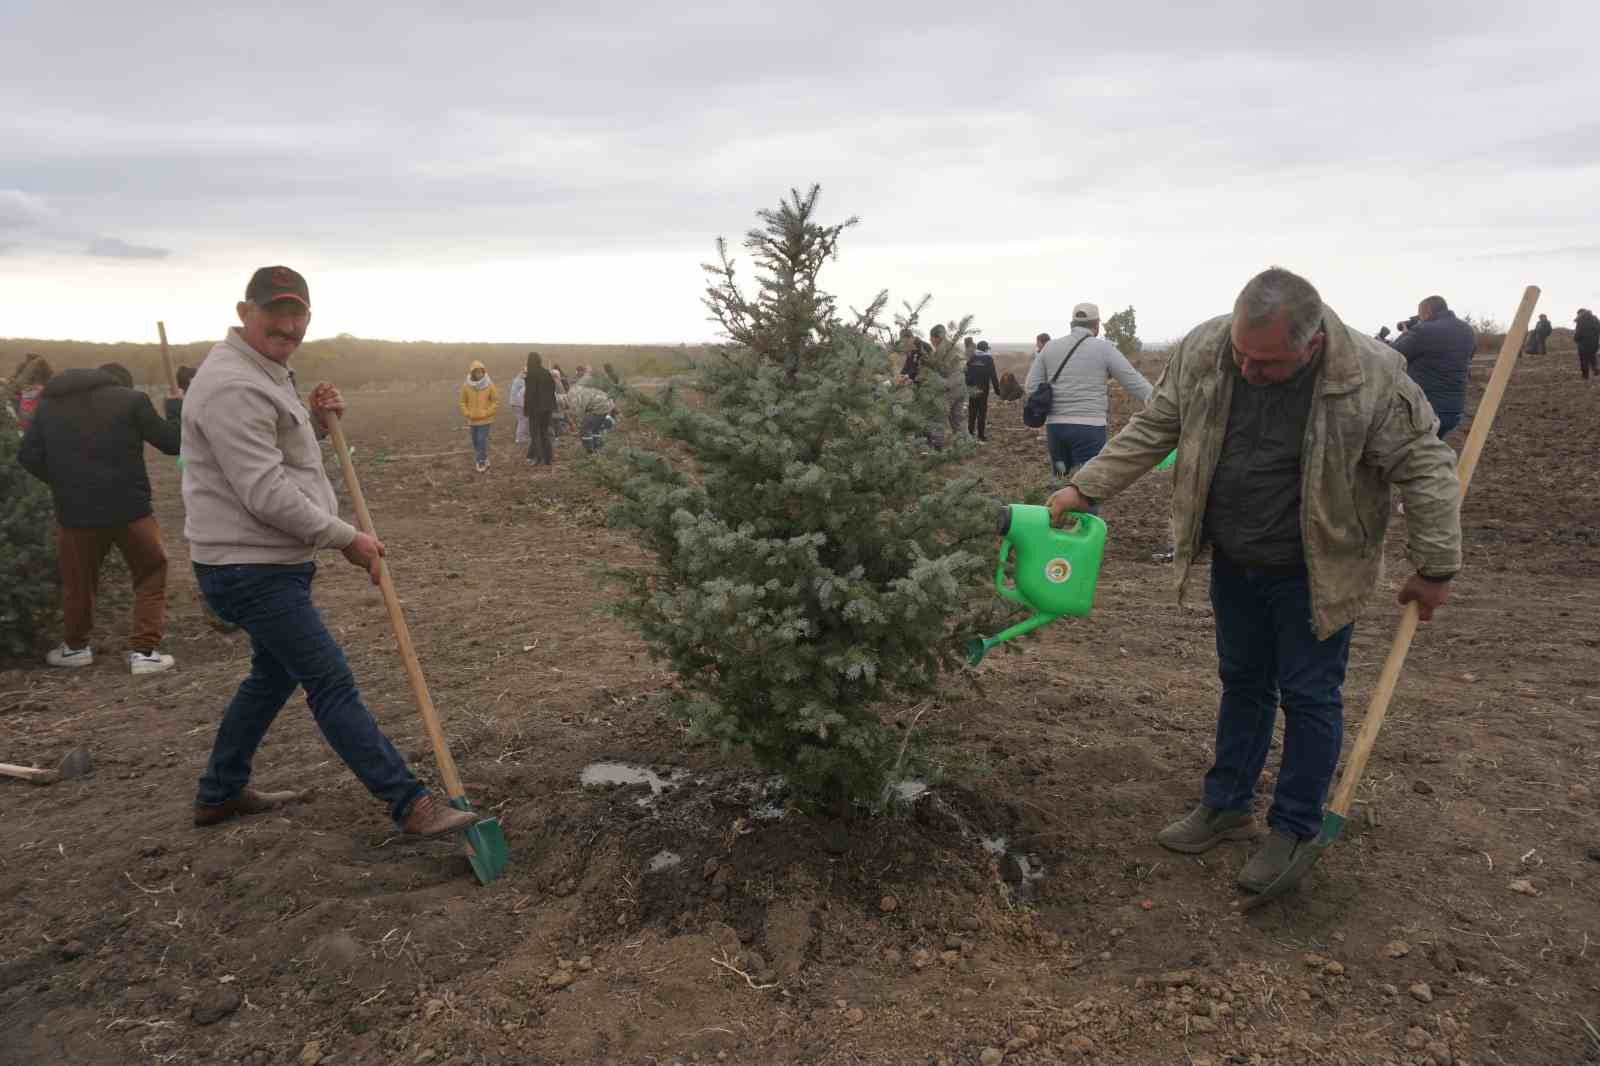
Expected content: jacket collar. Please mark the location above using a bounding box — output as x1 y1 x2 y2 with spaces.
224 328 293 385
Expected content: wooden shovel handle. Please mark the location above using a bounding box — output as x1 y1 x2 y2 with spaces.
1329 284 1540 816
324 411 466 800
156 321 178 392
0 763 54 782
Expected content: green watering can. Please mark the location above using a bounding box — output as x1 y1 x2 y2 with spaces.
967 505 1107 664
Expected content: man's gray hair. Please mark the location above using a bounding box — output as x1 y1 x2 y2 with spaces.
1234 267 1323 350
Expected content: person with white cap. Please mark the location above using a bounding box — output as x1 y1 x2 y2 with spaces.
1023 302 1155 480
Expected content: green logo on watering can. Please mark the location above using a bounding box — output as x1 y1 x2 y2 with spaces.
1045 558 1072 584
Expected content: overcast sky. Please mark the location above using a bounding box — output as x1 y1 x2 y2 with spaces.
4 0 1598 346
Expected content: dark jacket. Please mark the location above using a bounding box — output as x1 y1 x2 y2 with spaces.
1575 313 1600 355
1534 317 1553 340
17 368 181 527
1390 309 1476 416
964 353 1001 396
523 366 558 415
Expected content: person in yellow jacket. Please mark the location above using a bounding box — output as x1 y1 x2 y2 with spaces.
458 360 500 472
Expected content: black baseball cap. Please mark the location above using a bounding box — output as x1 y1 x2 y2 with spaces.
245 265 310 310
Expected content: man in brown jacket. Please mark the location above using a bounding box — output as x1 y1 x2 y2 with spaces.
1047 267 1462 895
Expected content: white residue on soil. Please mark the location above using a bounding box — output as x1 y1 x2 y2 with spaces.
893 779 930 801
579 762 687 798
980 835 1009 855
646 849 682 873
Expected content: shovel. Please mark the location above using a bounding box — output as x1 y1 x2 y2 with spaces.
1242 284 1540 911
325 412 509 885
0 746 92 786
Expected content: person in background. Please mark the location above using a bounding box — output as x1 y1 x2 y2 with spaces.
896 328 927 383
18 361 182 674
523 351 558 466
548 362 568 437
509 365 529 445
1046 267 1462 898
574 363 594 388
1035 333 1051 354
1390 295 1475 437
1024 302 1155 480
12 354 53 436
564 381 617 452
182 264 478 838
965 339 1001 442
1530 313 1553 355
1575 308 1600 380
458 359 499 473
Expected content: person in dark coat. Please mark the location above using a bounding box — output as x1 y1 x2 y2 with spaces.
1390 295 1476 437
18 362 182 672
964 340 1002 441
1575 309 1600 380
1530 314 1553 355
523 351 559 465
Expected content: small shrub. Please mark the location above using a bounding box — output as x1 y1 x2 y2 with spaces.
601 186 996 813
0 424 57 656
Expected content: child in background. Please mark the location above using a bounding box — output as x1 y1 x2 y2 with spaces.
509 367 529 445
11 355 52 436
458 360 500 473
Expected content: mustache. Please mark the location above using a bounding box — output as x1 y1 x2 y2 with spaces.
267 329 302 341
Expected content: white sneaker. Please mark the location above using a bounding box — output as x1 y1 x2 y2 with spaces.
46 644 94 669
129 651 176 675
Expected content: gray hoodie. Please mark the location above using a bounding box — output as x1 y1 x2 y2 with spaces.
1023 327 1154 424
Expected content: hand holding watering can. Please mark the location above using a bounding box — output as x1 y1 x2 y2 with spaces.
967 497 1107 665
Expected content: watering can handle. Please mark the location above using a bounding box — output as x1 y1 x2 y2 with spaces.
993 537 1029 608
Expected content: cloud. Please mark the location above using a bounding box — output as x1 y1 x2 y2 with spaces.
0 189 54 231
86 236 171 260
1 0 1598 340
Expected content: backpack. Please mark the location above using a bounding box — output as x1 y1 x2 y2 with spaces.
1022 335 1089 428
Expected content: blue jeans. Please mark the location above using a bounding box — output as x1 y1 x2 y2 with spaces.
1046 423 1107 478
194 563 424 825
470 424 491 464
580 414 612 453
1435 411 1460 438
1203 554 1354 840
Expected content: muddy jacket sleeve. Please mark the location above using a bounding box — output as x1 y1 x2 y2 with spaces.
458 384 471 420
1363 375 1463 577
1069 344 1185 502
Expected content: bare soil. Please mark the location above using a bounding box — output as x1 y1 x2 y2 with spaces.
2 348 1597 1066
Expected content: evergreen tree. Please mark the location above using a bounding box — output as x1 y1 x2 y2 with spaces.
0 422 56 657
602 186 995 813
1105 306 1142 357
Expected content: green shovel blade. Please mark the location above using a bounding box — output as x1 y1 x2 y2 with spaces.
1238 810 1346 911
449 796 509 885
1154 449 1176 472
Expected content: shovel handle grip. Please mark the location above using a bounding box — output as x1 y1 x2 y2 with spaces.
325 412 466 800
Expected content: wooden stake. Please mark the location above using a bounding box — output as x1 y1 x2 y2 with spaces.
1327 285 1540 817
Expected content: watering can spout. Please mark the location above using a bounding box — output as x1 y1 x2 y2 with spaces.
969 505 1107 661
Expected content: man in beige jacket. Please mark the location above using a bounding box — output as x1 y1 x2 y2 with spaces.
1047 267 1462 895
182 265 479 839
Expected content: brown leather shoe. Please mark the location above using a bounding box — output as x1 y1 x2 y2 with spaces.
194 786 304 827
402 793 481 837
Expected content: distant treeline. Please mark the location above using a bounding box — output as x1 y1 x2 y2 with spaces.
0 335 709 387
